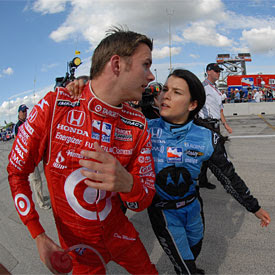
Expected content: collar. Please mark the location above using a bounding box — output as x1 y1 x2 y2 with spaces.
160 118 193 137
206 78 216 86
84 81 123 119
205 78 221 95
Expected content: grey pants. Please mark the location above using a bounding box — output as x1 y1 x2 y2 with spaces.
29 165 50 208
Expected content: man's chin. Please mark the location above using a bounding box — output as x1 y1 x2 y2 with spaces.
130 94 142 102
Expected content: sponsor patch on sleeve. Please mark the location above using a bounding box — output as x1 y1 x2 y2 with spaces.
125 201 139 209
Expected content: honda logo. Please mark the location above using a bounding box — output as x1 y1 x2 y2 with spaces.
151 127 162 138
67 110 85 127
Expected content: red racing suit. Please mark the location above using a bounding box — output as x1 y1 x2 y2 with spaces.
7 83 157 274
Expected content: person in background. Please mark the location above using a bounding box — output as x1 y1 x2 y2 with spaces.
253 89 261 103
260 88 265 102
234 89 240 103
239 89 244 102
272 89 275 101
146 69 270 275
198 63 232 190
14 104 28 136
267 89 273 102
14 104 51 210
221 90 227 104
7 27 157 274
229 88 234 103
230 88 235 103
247 87 252 102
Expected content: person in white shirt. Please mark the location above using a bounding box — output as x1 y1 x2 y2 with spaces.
221 90 227 104
253 89 261 103
198 63 232 189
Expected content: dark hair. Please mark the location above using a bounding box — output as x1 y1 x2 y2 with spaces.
90 26 153 79
167 69 206 119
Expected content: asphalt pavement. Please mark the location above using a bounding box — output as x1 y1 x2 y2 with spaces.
0 114 274 274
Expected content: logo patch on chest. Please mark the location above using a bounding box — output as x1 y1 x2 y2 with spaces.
167 147 183 163
91 120 112 143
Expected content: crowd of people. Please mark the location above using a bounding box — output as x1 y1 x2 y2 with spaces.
7 27 271 275
224 87 275 103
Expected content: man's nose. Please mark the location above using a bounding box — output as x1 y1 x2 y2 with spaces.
147 69 155 82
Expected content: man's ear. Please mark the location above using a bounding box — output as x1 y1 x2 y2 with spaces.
189 100 198 111
110 55 120 76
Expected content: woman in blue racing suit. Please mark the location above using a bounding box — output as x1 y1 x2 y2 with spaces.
147 69 270 275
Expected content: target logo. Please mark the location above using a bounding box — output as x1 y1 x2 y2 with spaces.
64 168 113 221
15 194 31 216
95 105 102 112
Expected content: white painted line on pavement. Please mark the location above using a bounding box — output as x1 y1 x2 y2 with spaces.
229 135 275 139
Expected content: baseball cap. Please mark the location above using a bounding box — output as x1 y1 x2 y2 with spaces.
18 104 29 112
206 63 223 72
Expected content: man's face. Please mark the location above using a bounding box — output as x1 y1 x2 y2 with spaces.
119 43 155 102
19 109 27 121
207 69 220 83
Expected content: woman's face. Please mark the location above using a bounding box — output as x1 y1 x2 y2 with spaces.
159 75 197 124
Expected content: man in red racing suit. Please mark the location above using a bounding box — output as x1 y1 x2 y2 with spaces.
7 28 157 274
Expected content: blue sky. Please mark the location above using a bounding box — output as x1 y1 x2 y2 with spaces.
1 0 275 125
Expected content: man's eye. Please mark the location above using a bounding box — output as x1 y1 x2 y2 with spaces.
144 62 150 68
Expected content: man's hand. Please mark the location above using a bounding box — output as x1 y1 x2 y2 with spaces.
79 142 133 193
220 110 232 134
35 233 64 274
224 123 233 134
254 208 271 227
66 78 86 99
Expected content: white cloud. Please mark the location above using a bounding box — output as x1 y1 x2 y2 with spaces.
0 85 54 124
153 46 181 59
190 54 200 59
3 67 14 75
240 27 275 54
183 21 233 47
50 26 75 42
231 46 250 54
223 11 275 30
32 0 226 49
29 0 275 59
172 34 184 43
32 0 68 14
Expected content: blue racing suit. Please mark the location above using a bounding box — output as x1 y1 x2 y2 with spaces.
147 118 260 275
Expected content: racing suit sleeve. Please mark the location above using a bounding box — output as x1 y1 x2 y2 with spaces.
207 132 260 213
7 92 55 239
119 123 156 212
